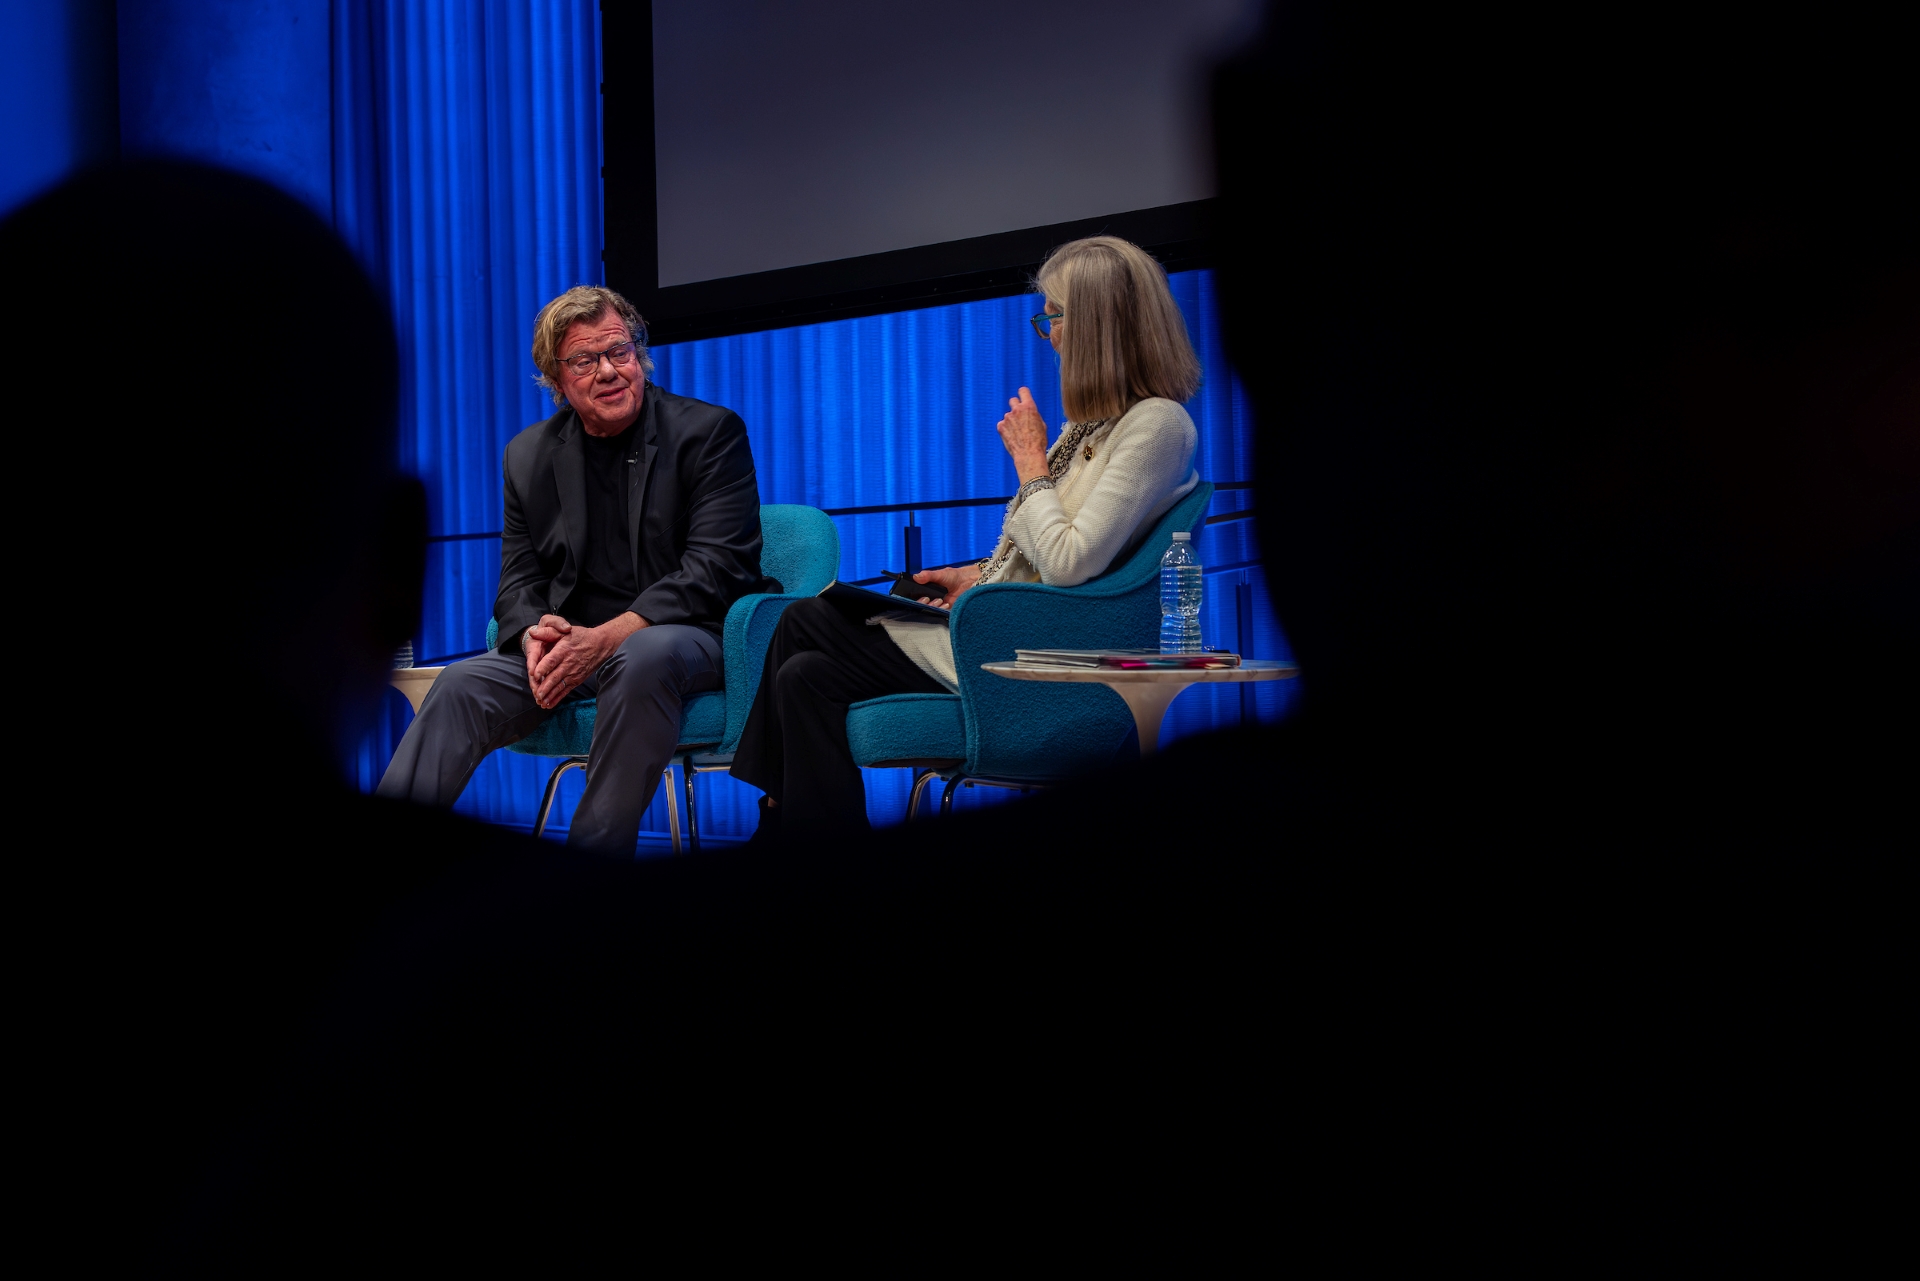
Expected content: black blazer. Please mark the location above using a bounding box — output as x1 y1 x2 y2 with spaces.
493 387 778 651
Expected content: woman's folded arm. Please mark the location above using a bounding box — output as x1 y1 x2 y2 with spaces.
1005 400 1198 586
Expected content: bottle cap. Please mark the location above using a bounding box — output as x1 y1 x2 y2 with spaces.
1172 531 1190 541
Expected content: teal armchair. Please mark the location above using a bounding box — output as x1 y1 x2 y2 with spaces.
484 503 839 851
846 483 1215 816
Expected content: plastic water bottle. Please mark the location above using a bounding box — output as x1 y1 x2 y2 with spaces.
1159 532 1203 653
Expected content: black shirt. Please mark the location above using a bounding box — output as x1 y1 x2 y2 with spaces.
566 420 641 626
493 389 777 647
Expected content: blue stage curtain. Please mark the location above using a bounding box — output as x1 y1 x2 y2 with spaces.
0 1 120 216
118 0 333 215
333 0 601 643
333 0 622 831
330 7 1290 844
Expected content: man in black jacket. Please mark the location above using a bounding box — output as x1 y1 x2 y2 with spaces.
379 286 776 853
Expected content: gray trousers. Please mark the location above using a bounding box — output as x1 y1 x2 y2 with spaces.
378 624 723 854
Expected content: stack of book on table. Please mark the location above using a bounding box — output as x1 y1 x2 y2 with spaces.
1013 648 1242 670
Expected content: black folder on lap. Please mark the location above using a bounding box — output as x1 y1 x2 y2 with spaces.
817 574 953 622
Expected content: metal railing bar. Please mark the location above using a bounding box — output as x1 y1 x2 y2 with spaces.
850 554 1258 587
822 480 1250 519
845 558 982 588
423 555 1263 659
420 482 1253 539
823 496 1012 518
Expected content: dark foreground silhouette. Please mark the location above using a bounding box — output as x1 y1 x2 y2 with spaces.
8 1 1911 1267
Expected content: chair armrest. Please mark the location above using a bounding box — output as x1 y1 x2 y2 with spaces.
719 592 814 753
947 576 1161 667
946 577 1160 779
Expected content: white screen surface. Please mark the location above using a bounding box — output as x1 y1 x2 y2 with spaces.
652 0 1260 288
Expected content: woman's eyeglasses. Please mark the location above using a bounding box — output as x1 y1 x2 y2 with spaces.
562 340 640 376
1030 311 1063 339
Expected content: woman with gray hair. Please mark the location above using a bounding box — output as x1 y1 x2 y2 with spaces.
731 236 1203 835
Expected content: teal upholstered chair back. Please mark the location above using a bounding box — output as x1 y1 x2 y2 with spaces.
712 505 838 752
754 504 839 596
1084 481 1215 593
944 481 1215 780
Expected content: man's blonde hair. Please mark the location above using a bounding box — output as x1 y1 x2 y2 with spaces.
1035 236 1202 422
531 285 653 405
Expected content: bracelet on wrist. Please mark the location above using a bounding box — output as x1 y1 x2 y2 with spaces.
1015 475 1056 503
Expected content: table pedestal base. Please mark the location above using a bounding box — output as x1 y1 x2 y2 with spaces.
390 667 445 714
1110 682 1183 757
980 660 1298 762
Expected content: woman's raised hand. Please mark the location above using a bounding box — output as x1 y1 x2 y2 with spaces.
996 386 1050 482
909 563 982 610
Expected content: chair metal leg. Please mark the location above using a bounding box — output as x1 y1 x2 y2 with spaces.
683 755 700 854
533 757 588 838
662 765 681 855
940 775 969 816
907 769 939 821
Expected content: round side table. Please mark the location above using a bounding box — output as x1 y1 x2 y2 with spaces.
980 659 1298 757
389 666 446 714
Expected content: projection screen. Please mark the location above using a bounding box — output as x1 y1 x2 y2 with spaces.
604 0 1261 340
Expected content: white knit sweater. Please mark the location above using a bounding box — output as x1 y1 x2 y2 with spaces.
879 397 1200 691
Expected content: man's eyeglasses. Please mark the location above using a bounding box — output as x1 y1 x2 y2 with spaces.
562 340 640 377
1030 311 1064 339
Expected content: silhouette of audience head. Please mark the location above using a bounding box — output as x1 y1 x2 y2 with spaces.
0 160 423 786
